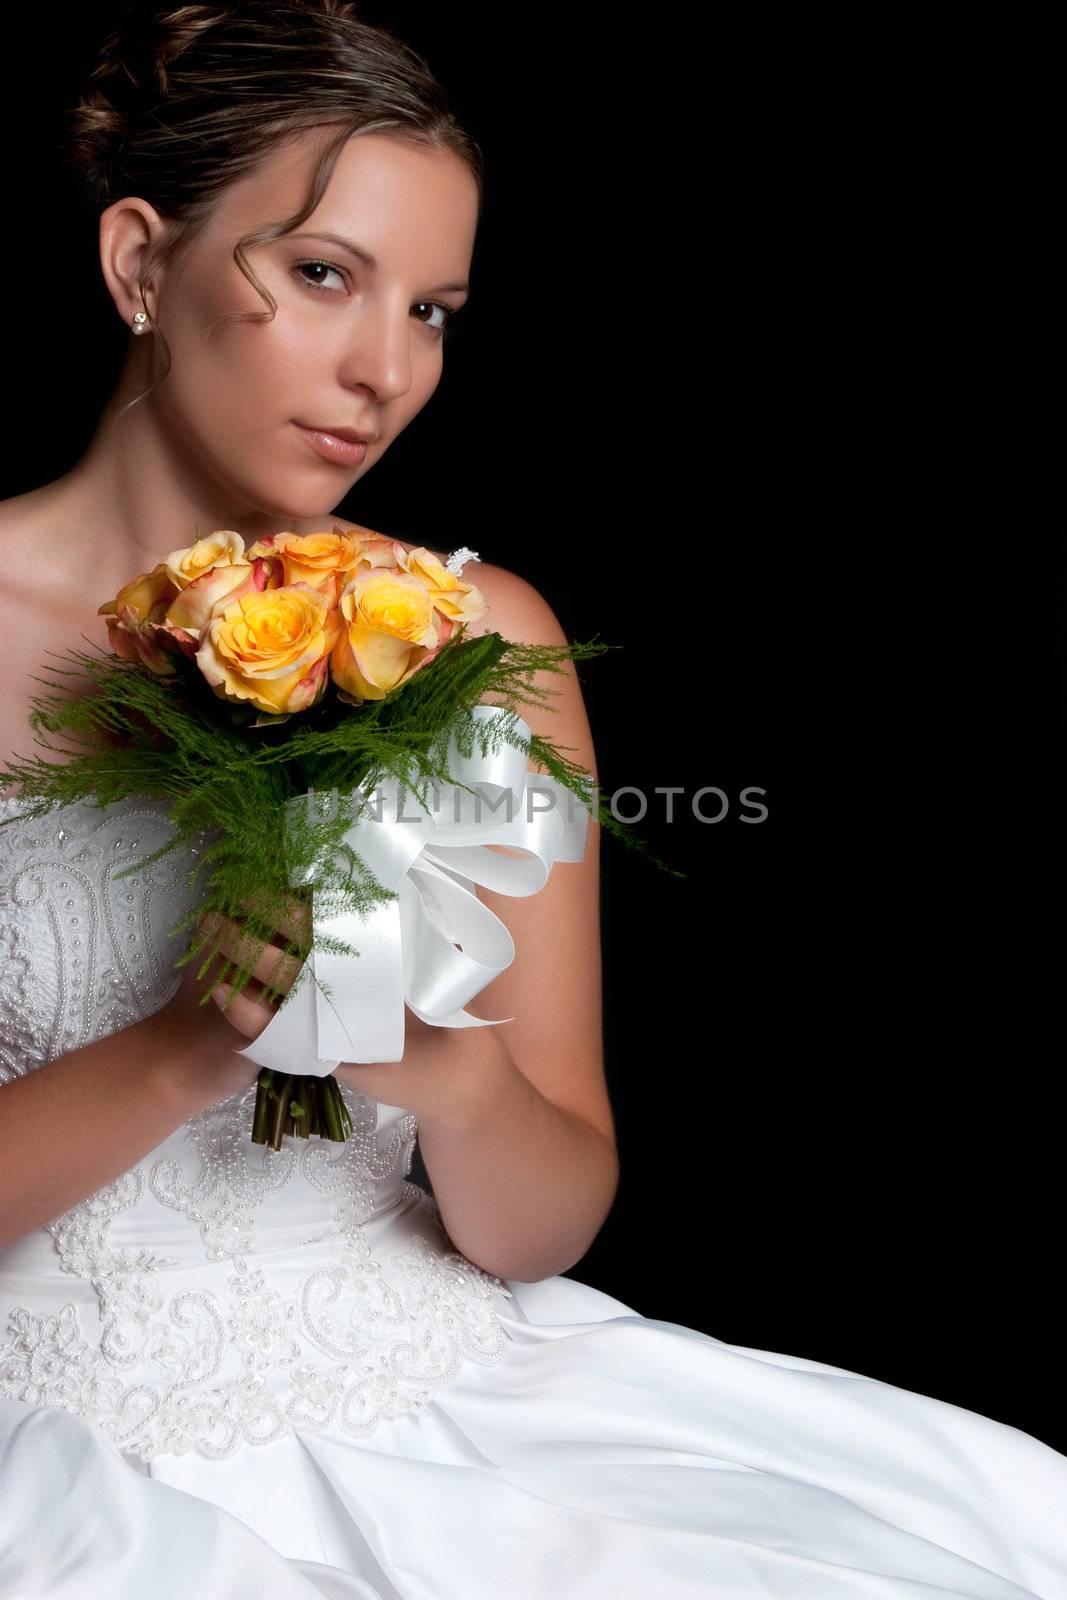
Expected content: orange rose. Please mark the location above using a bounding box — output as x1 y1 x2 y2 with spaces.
245 527 365 607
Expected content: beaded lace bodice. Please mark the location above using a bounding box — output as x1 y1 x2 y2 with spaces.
0 792 516 1461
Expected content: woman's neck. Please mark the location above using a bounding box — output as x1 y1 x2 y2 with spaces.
36 385 348 592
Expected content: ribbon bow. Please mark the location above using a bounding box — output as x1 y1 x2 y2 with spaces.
235 704 590 1077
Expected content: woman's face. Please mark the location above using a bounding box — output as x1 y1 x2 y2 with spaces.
114 130 478 518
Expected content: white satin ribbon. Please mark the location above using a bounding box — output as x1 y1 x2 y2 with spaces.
235 704 590 1076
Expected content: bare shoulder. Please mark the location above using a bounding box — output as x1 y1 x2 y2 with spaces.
0 485 56 539
0 489 100 775
0 488 79 608
0 486 80 603
467 562 570 648
440 557 567 649
441 556 596 776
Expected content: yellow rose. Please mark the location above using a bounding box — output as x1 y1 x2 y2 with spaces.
245 527 365 606
160 555 280 655
197 583 343 716
97 563 183 676
330 568 453 704
396 547 489 625
161 530 246 590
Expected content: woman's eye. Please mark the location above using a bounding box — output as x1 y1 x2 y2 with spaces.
293 262 458 338
411 301 455 336
293 260 348 293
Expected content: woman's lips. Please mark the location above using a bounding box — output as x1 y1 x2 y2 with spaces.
293 424 369 466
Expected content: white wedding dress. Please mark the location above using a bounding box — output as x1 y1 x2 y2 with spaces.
0 792 1064 1600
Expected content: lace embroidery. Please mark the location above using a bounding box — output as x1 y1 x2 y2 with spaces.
0 917 47 1082
0 1081 514 1459
0 794 517 1461
0 792 204 1082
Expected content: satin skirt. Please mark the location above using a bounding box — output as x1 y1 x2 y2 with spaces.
1 1270 1065 1599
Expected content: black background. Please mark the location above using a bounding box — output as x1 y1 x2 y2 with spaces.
0 4 1059 1456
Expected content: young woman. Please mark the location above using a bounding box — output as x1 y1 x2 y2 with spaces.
0 7 1064 1597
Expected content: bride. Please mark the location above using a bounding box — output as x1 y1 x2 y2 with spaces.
0 6 1064 1597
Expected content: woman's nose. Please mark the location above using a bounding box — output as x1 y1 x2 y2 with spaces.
336 304 416 402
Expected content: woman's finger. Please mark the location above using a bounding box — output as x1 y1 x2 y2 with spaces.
212 980 278 1041
198 910 304 996
250 941 303 997
236 888 311 948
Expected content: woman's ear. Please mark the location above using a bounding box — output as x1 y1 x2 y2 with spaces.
98 196 170 330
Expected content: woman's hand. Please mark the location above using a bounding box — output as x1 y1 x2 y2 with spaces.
194 891 310 1042
160 894 309 1112
191 893 498 1123
333 1011 498 1123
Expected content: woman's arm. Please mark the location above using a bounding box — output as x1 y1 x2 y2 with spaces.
0 966 261 1251
335 566 618 1282
414 1026 619 1283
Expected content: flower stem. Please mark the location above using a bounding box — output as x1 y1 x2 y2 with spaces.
337 1091 353 1139
320 1075 345 1141
251 1070 274 1144
269 1074 293 1150
249 1071 348 1148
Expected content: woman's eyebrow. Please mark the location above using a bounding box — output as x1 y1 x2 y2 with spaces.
288 231 470 295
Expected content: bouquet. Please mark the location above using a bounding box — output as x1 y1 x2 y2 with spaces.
0 525 670 1150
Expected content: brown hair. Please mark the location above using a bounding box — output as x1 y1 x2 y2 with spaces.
64 1 485 418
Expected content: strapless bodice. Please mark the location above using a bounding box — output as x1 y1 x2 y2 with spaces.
0 792 517 1461
0 789 206 1078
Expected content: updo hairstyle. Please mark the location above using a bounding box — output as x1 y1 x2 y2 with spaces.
62 1 484 413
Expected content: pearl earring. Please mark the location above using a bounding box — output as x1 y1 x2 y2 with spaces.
131 311 149 335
